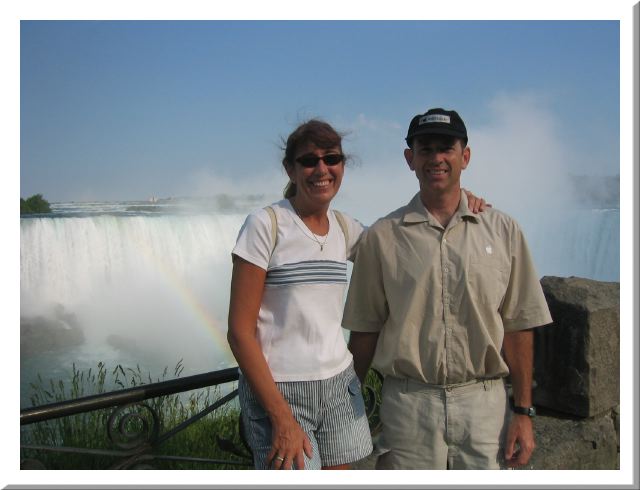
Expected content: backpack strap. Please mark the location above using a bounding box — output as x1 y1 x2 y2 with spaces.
266 206 349 257
264 205 278 257
333 210 349 251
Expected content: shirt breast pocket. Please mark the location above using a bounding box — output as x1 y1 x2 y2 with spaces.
467 254 510 307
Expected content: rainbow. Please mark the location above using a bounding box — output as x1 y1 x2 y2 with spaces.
133 234 236 366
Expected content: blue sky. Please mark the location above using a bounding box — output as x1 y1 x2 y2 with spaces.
20 20 620 215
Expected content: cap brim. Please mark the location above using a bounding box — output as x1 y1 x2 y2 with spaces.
405 127 467 142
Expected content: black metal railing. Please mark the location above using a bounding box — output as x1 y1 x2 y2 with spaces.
21 366 382 470
21 367 252 469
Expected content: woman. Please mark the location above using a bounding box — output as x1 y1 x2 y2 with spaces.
227 120 484 470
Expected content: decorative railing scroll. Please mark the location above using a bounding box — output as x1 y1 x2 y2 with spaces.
21 366 383 469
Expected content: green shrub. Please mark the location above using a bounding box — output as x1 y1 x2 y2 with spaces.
21 194 52 214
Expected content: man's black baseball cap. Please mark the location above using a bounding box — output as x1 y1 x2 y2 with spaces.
405 108 467 147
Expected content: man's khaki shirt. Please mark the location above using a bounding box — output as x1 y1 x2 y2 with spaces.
343 192 552 385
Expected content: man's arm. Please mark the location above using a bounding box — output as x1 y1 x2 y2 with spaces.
348 331 380 383
343 227 386 384
502 328 535 468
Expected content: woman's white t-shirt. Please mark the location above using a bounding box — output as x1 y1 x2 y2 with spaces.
232 199 365 382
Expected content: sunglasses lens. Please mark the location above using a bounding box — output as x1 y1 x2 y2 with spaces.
323 154 343 165
295 154 344 167
297 157 319 168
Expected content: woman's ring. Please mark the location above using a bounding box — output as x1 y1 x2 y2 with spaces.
275 456 285 462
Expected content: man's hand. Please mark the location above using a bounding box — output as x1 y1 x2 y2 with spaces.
502 329 535 468
504 413 535 468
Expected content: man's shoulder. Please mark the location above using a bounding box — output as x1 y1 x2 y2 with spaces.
474 205 522 233
367 204 408 234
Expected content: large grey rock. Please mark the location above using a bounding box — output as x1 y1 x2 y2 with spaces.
353 411 620 470
20 306 85 357
523 409 619 470
354 410 620 470
534 276 619 417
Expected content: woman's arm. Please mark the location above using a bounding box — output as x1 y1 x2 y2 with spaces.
462 188 490 213
227 255 312 469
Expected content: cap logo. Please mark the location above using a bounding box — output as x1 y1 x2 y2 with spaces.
420 114 450 125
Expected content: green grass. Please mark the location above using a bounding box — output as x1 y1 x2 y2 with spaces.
362 368 383 436
21 363 384 470
21 361 251 470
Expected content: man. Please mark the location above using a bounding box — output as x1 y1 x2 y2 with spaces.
342 108 552 470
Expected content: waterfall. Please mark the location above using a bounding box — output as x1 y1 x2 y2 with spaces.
20 212 246 400
520 208 619 282
19 200 619 406
21 214 243 311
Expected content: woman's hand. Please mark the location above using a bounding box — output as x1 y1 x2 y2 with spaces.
463 188 491 213
267 409 313 470
229 257 312 469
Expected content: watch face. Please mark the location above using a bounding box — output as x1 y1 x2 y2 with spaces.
514 406 536 417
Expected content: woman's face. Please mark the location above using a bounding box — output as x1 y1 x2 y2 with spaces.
286 142 345 209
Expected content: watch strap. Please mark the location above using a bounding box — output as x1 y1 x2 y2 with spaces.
512 405 536 417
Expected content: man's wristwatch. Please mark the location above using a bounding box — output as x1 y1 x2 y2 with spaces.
512 405 537 417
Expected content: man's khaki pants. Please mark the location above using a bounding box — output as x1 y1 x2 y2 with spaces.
375 376 510 470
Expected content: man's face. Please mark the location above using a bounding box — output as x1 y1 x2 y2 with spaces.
404 135 470 194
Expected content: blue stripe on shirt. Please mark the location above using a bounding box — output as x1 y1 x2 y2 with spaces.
265 260 347 286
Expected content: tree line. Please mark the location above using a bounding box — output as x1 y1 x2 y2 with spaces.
21 194 51 214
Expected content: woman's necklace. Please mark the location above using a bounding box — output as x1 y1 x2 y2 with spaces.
291 202 330 251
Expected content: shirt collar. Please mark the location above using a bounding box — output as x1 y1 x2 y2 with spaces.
458 191 480 223
401 191 479 225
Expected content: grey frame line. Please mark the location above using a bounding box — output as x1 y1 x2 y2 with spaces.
9 8 639 489
633 2 640 490
2 485 640 490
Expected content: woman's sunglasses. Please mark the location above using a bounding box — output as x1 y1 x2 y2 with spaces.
295 153 345 168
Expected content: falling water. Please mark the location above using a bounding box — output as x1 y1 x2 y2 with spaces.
19 195 619 406
20 201 249 405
